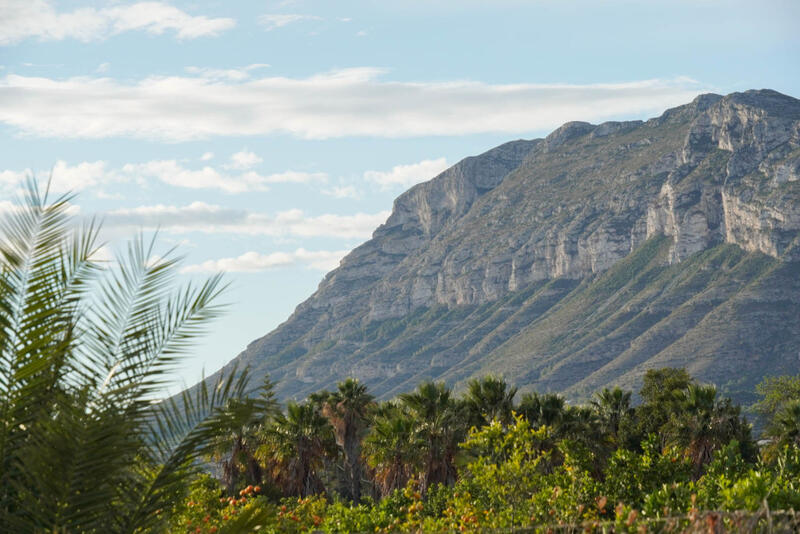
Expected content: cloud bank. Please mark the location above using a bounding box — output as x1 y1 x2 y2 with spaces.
0 1 235 44
1 157 326 194
101 202 389 239
181 248 349 273
0 70 705 141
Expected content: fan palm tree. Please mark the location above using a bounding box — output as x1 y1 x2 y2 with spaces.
518 391 567 430
399 381 467 493
667 384 753 477
322 378 374 501
768 399 800 448
0 181 254 533
464 375 517 427
259 401 335 497
364 403 424 497
211 374 280 495
591 386 633 443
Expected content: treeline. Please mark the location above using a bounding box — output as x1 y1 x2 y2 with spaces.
170 370 800 532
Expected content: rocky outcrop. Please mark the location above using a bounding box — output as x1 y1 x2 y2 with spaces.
224 90 800 401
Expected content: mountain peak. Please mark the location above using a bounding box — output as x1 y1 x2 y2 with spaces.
721 89 800 119
543 121 596 150
224 90 800 403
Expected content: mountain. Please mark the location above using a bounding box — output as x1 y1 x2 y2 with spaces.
223 89 800 404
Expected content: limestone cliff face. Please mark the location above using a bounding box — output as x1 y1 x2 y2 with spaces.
228 90 800 401
358 90 800 319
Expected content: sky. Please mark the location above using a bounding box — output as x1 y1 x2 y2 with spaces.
1 0 798 391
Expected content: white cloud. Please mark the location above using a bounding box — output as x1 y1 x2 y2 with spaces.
0 197 80 217
1 159 326 194
261 171 328 184
0 169 27 190
200 152 214 161
322 185 361 199
0 0 236 45
365 158 449 189
94 190 123 200
0 70 706 141
96 62 110 73
184 63 270 81
101 202 389 239
181 248 349 273
0 160 124 193
227 150 263 170
258 14 321 31
121 160 326 193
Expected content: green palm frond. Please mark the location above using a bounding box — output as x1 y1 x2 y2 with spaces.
0 180 248 533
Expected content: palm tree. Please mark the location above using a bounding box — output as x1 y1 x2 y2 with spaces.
591 386 633 443
211 375 280 495
518 391 567 429
767 399 800 448
322 378 374 501
364 403 424 497
666 384 753 477
399 381 467 493
259 401 335 497
0 182 254 532
464 375 517 427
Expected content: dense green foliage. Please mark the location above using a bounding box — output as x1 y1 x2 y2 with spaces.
169 371 800 533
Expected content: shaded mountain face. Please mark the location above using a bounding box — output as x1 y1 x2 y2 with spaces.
225 89 800 403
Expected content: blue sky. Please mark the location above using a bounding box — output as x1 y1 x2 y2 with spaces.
1 0 798 390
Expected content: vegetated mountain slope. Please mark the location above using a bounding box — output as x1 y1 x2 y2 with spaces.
223 89 800 402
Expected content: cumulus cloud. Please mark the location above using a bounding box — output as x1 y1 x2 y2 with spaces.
101 202 389 239
365 158 449 189
0 160 125 193
0 0 236 44
322 185 361 199
258 14 321 31
200 152 214 161
0 70 706 141
181 248 349 273
227 150 263 170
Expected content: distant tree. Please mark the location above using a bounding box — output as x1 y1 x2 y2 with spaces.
322 378 374 502
399 382 467 493
755 374 800 429
259 402 336 497
211 375 280 495
464 375 517 427
517 392 567 429
364 403 423 497
640 367 694 405
591 386 634 444
633 367 696 445
765 399 800 453
665 384 755 477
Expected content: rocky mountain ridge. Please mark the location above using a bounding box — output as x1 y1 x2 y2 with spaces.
225 89 800 402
